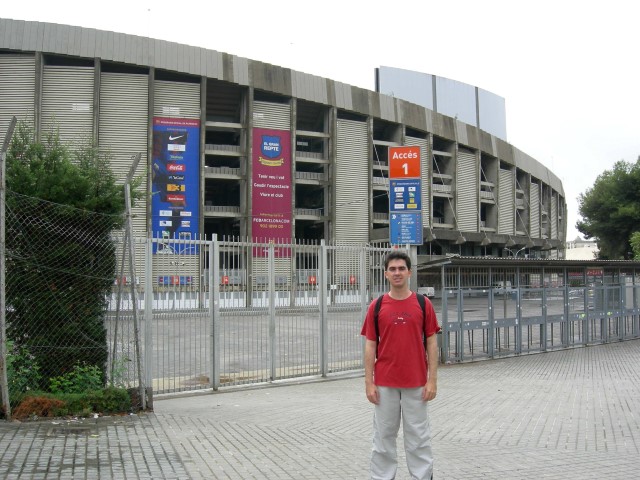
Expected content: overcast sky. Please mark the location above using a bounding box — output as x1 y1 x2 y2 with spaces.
4 0 640 240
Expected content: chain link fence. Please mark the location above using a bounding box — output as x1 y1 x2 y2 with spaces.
1 189 144 419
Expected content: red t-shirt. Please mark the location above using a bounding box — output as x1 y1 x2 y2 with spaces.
361 292 441 388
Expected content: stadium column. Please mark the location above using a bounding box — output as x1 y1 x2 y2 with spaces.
34 52 43 142
200 75 207 242
93 58 100 147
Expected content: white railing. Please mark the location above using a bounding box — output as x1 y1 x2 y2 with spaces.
295 208 324 217
432 184 452 194
204 166 241 176
204 144 242 153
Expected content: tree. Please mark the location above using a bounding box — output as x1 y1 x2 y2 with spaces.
630 232 640 260
5 122 127 387
577 157 640 259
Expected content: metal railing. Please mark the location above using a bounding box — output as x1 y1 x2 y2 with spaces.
6 199 640 403
422 263 640 364
113 237 394 395
113 238 640 397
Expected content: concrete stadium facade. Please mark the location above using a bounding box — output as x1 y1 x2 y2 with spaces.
0 18 566 258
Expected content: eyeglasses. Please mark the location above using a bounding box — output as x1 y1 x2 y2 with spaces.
386 266 408 273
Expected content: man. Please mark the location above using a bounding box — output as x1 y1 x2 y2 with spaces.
361 250 440 480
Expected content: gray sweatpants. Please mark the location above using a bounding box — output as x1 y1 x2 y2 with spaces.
370 386 434 480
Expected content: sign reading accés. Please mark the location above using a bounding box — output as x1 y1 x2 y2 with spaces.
389 145 421 178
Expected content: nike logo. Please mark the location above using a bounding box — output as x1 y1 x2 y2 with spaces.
169 135 185 141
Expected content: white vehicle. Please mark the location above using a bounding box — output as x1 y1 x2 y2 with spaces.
417 286 435 297
493 281 514 295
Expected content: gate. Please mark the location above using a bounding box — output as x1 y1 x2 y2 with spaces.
136 237 394 394
422 260 640 364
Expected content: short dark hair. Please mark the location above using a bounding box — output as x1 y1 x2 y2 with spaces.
384 250 411 271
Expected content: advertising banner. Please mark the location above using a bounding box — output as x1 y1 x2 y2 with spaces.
252 128 292 256
151 117 200 254
390 179 422 211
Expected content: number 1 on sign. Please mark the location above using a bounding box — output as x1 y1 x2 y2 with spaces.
388 146 421 178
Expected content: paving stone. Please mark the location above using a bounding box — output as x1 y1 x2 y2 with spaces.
1 339 639 478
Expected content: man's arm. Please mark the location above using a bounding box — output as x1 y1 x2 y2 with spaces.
364 339 379 404
422 333 438 401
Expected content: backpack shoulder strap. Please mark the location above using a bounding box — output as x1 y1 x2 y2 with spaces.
416 293 427 349
416 291 426 312
373 294 384 344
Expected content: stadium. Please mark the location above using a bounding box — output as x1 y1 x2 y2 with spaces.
0 17 566 258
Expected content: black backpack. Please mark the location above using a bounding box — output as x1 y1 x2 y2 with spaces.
373 293 427 355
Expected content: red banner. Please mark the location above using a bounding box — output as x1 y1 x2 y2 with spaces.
252 128 292 256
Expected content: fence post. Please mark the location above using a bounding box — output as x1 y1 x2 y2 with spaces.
563 267 570 347
124 154 145 410
618 279 624 341
268 243 276 381
319 240 328 376
144 236 153 406
541 267 548 351
0 116 17 420
440 264 449 363
210 235 220 390
515 266 522 355
488 267 495 358
457 267 467 361
360 245 368 322
631 270 640 338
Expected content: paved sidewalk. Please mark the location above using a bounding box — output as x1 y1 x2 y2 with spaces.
2 339 639 479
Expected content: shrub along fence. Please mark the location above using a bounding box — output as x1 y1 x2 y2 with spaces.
1 189 142 419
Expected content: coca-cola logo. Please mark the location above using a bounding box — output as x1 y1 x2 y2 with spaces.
168 163 186 172
167 194 185 202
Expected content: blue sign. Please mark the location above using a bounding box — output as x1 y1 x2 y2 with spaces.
390 212 423 245
389 179 421 212
152 117 200 254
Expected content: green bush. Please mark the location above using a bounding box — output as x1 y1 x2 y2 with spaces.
87 387 132 413
60 393 93 417
6 341 42 402
6 121 128 387
49 363 103 394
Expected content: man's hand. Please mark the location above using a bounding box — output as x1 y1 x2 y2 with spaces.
422 379 437 401
366 382 380 405
364 339 379 404
423 334 438 401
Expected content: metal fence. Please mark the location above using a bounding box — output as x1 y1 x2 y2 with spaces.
420 262 640 363
111 237 392 395
109 238 640 398
3 191 640 412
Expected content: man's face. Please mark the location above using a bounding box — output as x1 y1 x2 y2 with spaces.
384 258 410 288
